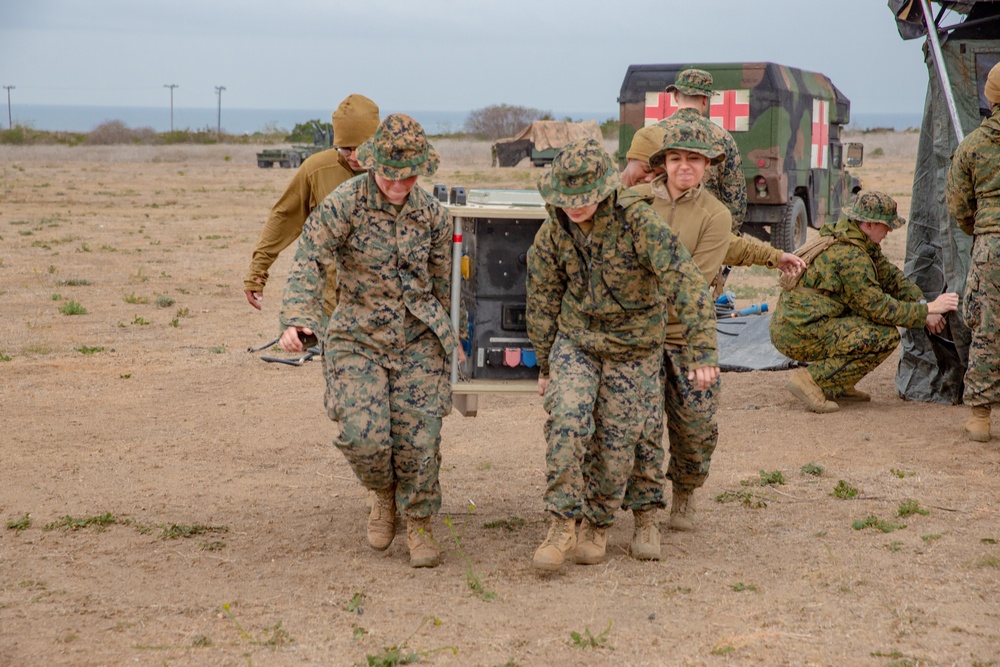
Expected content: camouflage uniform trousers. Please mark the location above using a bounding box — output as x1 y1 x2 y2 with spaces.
622 346 720 510
962 234 1000 407
324 332 450 518
772 315 899 395
543 334 663 528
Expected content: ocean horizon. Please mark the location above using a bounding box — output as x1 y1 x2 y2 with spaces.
5 104 924 136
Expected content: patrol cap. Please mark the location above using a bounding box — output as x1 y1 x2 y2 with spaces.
986 62 1000 105
331 94 379 148
356 113 440 180
847 191 906 229
537 138 621 209
648 119 724 168
625 125 667 164
666 68 714 98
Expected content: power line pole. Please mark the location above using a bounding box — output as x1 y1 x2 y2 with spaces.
215 85 226 135
163 83 178 132
3 85 13 130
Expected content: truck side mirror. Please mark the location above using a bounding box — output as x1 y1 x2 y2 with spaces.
846 142 864 168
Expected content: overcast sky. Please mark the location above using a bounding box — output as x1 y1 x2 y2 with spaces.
0 0 941 116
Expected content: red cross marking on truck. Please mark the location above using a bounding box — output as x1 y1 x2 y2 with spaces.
644 92 679 124
811 99 829 169
709 90 750 132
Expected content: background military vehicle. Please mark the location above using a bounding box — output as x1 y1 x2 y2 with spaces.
618 62 864 251
255 120 333 168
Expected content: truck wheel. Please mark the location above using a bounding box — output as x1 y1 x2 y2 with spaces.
257 160 271 168
289 153 302 168
279 160 291 168
773 196 807 252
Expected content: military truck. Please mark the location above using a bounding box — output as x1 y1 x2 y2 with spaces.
618 62 864 250
256 120 334 169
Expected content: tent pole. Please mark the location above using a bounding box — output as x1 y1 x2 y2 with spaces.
920 0 965 143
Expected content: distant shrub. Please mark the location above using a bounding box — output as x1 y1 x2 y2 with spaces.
87 120 157 145
600 118 619 139
870 147 885 157
465 104 550 141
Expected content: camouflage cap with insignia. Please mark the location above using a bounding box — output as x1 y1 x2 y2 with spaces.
666 68 714 98
537 138 621 209
356 113 440 180
648 119 724 168
847 191 906 229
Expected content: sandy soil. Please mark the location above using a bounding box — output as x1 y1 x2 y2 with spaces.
1 132 999 667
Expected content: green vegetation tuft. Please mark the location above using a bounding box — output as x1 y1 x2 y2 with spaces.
831 480 859 499
59 300 87 315
801 462 824 476
570 620 613 650
75 345 106 355
853 515 906 533
7 513 31 534
896 498 929 518
44 512 117 531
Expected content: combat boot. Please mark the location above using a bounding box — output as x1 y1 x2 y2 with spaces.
366 486 396 551
406 516 441 568
532 517 577 572
786 368 840 413
630 509 661 561
669 486 697 532
573 520 608 565
827 386 871 402
964 405 992 442
365 488 376 511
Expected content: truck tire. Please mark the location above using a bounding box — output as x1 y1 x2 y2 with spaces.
289 153 302 169
279 160 291 168
773 196 807 252
257 160 272 168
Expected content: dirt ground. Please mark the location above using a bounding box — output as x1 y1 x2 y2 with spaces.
1 132 998 667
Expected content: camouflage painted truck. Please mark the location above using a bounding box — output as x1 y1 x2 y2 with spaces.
256 120 334 169
618 62 864 250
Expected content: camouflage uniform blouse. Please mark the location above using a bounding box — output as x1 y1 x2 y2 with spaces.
946 107 1000 236
659 108 747 232
280 173 459 370
772 217 927 331
245 149 363 315
526 193 717 377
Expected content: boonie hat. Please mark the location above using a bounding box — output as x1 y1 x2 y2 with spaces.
356 113 440 180
666 68 714 98
626 125 667 164
847 191 906 229
648 119 724 168
537 138 621 209
331 94 380 148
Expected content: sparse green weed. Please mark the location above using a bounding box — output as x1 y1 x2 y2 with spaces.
853 515 906 533
731 582 757 592
161 523 228 540
444 511 496 601
0 351 11 362
169 318 179 327
715 490 768 509
897 499 929 518
831 480 859 499
51 293 61 301
56 278 92 286
975 556 1000 568
922 534 942 542
123 292 149 304
131 315 150 326
209 344 226 353
221 603 293 647
890 468 916 478
7 513 31 534
44 512 117 532
155 294 175 308
347 591 366 614
75 345 105 355
801 462 824 476
483 516 526 531
58 300 87 315
364 615 454 666
570 620 612 650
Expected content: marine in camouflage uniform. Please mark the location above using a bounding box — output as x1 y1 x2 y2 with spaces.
770 191 958 413
245 94 379 318
526 138 717 571
279 114 459 568
945 61 1000 442
619 122 805 544
656 69 747 234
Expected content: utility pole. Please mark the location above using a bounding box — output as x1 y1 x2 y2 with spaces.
3 85 13 130
215 85 226 135
163 83 178 132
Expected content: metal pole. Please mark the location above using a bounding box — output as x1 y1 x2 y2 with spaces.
163 84 178 132
3 85 13 129
919 0 965 143
215 86 225 134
